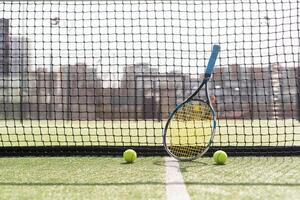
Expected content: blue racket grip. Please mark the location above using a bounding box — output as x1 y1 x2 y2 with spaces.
204 44 220 76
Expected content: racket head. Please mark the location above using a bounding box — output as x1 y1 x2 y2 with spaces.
163 99 216 161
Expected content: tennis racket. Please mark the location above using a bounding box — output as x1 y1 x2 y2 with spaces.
163 44 220 161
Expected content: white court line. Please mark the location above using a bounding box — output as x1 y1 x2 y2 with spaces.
165 157 191 200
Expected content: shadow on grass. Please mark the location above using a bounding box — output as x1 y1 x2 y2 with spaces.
153 158 207 166
120 162 135 165
153 158 209 173
0 181 299 187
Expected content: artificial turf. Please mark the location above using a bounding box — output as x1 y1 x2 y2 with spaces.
180 156 300 200
0 157 165 200
0 119 299 199
0 156 299 199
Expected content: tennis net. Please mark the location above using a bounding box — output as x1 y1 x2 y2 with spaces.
0 0 299 156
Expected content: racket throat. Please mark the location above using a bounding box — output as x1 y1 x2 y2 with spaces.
204 73 212 80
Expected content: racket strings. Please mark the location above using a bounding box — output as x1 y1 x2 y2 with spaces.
174 102 212 121
166 101 213 159
169 146 207 157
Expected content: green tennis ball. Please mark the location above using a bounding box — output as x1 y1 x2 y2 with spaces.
123 149 137 163
213 150 227 165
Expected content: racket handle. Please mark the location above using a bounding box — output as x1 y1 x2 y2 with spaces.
205 44 220 77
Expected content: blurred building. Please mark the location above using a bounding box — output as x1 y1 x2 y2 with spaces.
97 63 190 120
211 64 299 119
26 63 98 120
10 36 30 99
97 62 299 121
0 19 30 119
0 18 9 76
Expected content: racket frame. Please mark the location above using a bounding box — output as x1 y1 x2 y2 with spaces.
163 79 217 161
163 45 219 161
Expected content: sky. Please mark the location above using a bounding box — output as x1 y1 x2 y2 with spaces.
0 0 299 83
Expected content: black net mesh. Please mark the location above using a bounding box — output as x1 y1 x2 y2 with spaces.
0 1 299 155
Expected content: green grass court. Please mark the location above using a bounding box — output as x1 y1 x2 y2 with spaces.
0 119 299 199
0 120 299 199
0 157 299 200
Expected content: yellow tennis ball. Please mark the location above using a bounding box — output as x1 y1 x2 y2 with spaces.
123 149 137 163
193 105 201 112
213 150 227 165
